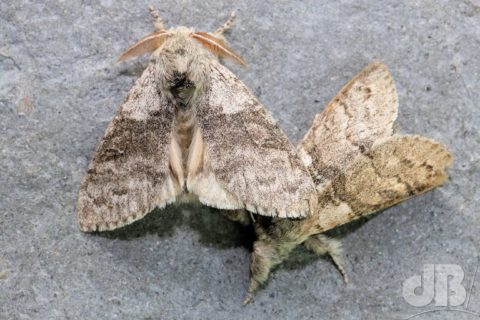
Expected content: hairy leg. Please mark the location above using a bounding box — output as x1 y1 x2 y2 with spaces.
303 234 349 283
214 12 236 36
148 5 165 31
244 238 299 304
244 219 308 304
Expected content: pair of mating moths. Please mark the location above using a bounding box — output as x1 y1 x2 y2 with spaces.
77 8 452 304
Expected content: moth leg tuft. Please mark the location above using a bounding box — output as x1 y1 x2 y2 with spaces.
214 12 236 37
304 234 349 283
244 240 273 304
148 5 165 31
243 278 258 305
245 236 300 303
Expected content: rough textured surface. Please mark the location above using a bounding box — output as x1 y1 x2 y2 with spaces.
0 1 479 319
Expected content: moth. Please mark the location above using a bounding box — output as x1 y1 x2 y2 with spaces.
76 8 317 232
243 62 453 304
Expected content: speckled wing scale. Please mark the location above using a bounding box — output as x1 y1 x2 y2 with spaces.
193 61 317 218
77 65 180 232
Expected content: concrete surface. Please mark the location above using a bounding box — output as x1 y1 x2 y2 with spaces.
1 0 479 319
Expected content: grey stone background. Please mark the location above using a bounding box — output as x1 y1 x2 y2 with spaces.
1 0 479 319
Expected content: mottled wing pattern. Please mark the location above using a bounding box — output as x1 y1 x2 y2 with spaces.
298 62 398 192
194 61 317 218
315 135 452 232
77 65 179 232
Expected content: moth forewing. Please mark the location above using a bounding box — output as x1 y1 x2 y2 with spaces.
192 61 317 218
77 65 179 232
298 61 398 192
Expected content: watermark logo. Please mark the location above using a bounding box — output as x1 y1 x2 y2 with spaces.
401 263 479 318
403 264 466 307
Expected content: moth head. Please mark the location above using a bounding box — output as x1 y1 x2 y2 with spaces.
117 7 246 66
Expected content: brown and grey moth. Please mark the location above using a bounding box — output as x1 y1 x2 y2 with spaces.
77 8 317 232
76 7 452 305
243 62 453 304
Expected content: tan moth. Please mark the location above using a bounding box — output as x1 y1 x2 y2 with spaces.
243 62 453 304
77 7 317 232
